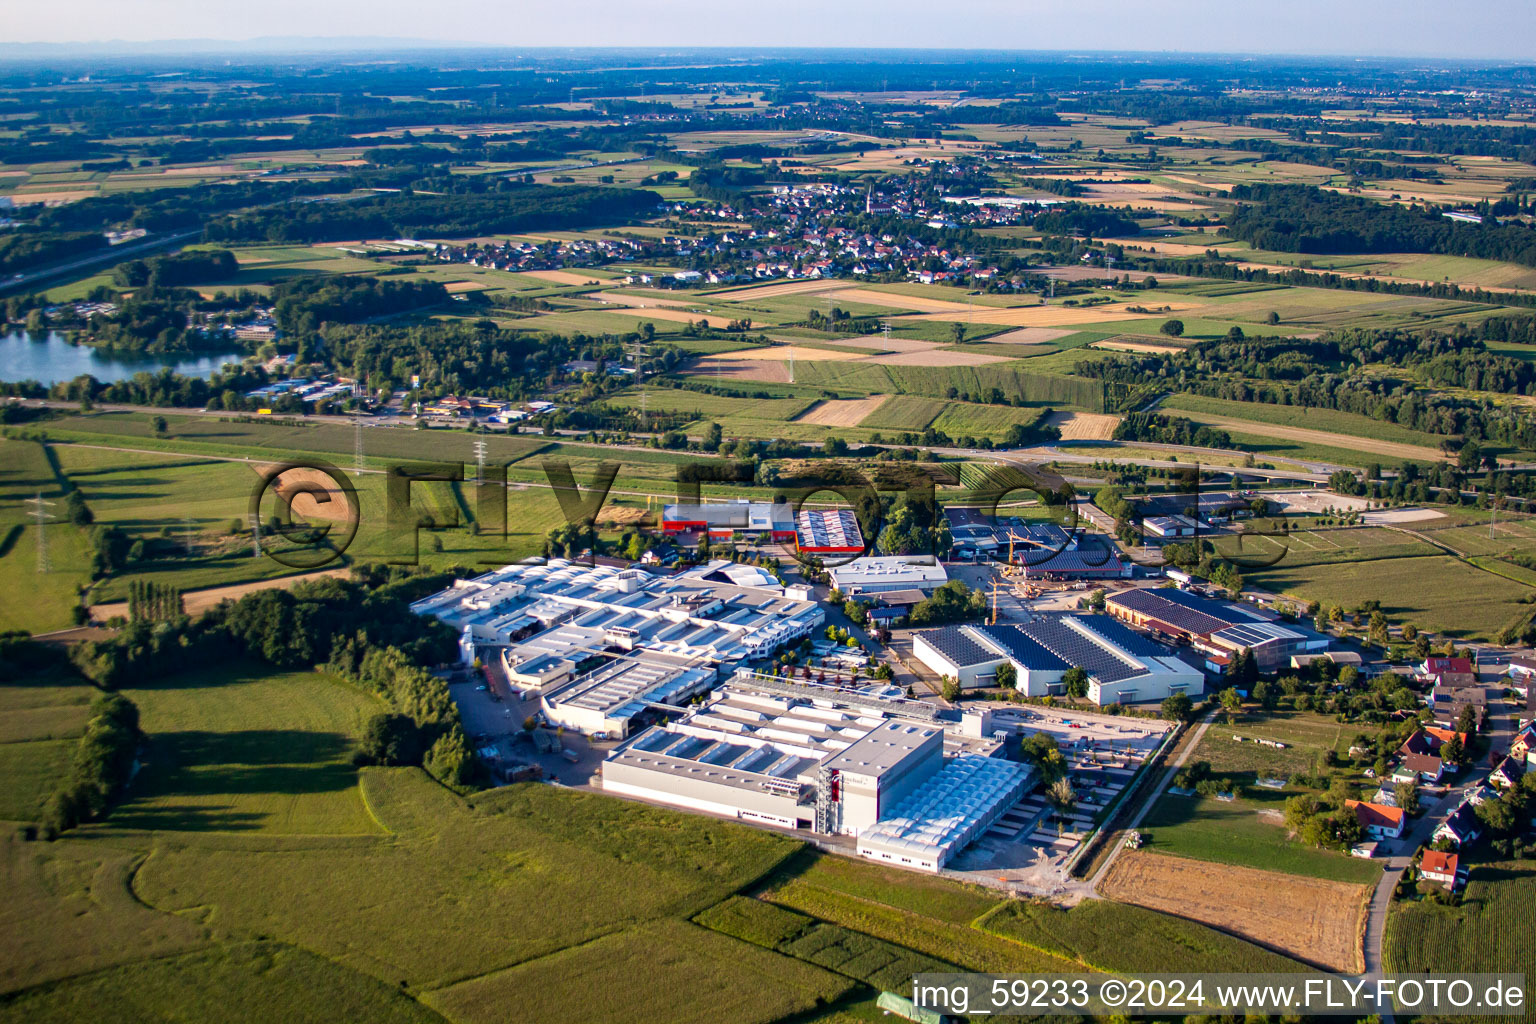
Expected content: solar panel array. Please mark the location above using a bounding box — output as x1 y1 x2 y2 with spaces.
1073 615 1173 658
1108 588 1233 635
974 625 1068 672
917 626 997 667
1016 617 1142 683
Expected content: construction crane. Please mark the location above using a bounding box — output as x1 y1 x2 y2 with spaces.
988 578 1002 625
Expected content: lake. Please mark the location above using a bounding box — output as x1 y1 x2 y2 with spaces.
0 331 245 386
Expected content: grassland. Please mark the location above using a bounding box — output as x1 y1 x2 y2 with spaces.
1247 554 1532 639
0 438 93 633
1163 393 1462 457
111 662 386 835
0 941 448 1024
421 918 852 1024
746 848 1305 977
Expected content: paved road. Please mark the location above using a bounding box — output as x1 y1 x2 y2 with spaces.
0 228 203 297
1360 695 1515 1021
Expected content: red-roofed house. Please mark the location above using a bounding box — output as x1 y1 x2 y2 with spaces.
1419 850 1462 891
1347 799 1406 840
1421 656 1474 677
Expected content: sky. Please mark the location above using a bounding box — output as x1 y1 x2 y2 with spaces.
9 0 1536 61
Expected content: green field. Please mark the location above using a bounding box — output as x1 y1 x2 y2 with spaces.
856 395 947 431
1139 792 1385 884
1132 708 1390 885
1248 553 1533 639
747 847 1306 975
112 663 387 835
1163 393 1461 454
1384 859 1536 1024
422 918 851 1024
0 941 447 1024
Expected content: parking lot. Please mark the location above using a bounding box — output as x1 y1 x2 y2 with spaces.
446 672 616 787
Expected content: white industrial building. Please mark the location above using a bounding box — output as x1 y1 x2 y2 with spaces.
828 555 948 596
411 559 826 737
601 671 1034 871
913 615 1202 705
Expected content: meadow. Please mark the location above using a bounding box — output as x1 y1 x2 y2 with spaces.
1247 554 1532 640
1137 792 1385 884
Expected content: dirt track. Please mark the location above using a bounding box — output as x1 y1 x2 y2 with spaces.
1099 850 1368 972
92 568 350 623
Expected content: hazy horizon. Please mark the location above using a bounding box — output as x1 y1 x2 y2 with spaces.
9 1 1536 62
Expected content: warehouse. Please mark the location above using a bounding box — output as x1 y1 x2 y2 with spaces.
600 672 1031 870
796 508 866 555
828 555 948 595
412 558 825 669
660 500 797 543
913 615 1202 704
1105 588 1325 671
539 656 716 737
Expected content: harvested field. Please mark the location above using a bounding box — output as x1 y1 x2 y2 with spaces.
1092 339 1186 354
984 327 1076 344
442 280 492 293
698 345 866 364
595 505 652 526
518 270 607 286
688 358 792 383
90 568 351 623
1045 411 1121 440
705 279 842 301
794 395 890 427
823 288 979 313
252 464 356 522
1099 851 1368 972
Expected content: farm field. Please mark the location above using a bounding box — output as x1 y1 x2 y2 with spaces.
1384 858 1536 1024
0 438 95 633
1099 850 1371 972
1162 395 1458 463
1183 708 1382 782
794 395 890 427
1247 554 1533 639
1221 526 1442 570
1045 411 1120 440
421 919 852 1024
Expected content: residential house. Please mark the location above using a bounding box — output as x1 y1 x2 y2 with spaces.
1433 804 1482 847
1421 656 1474 677
1489 754 1525 790
1512 723 1536 765
1419 850 1463 891
1346 799 1405 840
1394 752 1445 784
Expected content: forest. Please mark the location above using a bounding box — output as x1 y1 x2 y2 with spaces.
1225 183 1536 267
